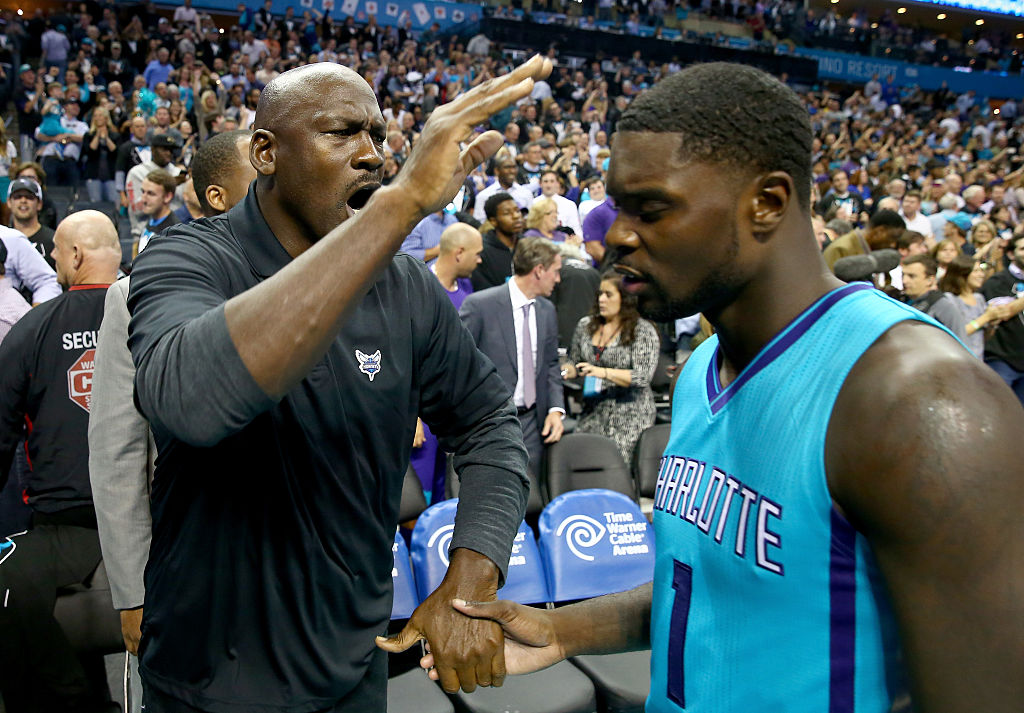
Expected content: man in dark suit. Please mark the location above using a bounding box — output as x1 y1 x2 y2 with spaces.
460 237 565 476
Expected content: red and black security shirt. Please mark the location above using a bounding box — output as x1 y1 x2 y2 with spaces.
0 284 110 514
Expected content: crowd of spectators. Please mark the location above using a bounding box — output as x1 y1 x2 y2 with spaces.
516 0 1024 73
1 1 1024 709
0 0 1019 421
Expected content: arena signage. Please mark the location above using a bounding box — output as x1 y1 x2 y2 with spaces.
790 46 1024 98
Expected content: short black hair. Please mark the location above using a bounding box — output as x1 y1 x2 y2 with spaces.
191 129 253 216
618 62 813 210
0 239 7 276
869 209 906 230
484 191 515 220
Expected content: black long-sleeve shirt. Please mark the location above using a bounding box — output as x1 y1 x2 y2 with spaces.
0 285 109 513
127 189 529 712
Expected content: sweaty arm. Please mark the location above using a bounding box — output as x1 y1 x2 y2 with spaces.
826 321 1024 713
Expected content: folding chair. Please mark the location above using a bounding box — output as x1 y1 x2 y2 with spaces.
538 490 656 713
411 499 596 713
631 425 671 519
545 433 636 502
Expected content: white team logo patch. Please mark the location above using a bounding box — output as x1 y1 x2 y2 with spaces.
556 515 606 561
355 349 382 381
427 524 456 567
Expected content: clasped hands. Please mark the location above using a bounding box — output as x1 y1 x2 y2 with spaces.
376 548 567 692
376 548 507 693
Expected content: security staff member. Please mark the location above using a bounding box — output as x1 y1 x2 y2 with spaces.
127 59 552 712
0 211 122 713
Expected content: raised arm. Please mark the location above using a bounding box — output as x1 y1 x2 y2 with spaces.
224 57 551 400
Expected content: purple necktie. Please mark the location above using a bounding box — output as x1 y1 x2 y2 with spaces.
521 303 536 409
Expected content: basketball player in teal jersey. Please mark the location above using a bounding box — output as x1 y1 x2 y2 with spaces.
416 63 1024 712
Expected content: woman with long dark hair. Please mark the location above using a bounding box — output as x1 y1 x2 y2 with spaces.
562 272 660 462
939 254 1000 358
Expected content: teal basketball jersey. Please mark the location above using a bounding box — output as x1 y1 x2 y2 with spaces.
648 283 950 713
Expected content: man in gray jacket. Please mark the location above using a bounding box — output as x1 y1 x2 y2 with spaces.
902 254 967 342
87 128 258 655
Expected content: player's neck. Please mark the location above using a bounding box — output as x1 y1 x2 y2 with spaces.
711 250 842 387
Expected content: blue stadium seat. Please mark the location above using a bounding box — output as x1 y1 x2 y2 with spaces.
538 489 655 602
538 490 654 713
410 499 597 713
388 529 454 713
410 499 550 605
391 530 419 621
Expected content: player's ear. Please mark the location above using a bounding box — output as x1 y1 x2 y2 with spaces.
207 184 227 214
750 171 793 242
250 128 277 176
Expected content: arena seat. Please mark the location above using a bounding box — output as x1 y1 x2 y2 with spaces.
631 425 671 518
399 464 429 523
538 489 654 713
545 433 636 502
388 529 455 713
410 499 597 713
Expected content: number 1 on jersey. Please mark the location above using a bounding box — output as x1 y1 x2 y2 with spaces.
668 559 693 708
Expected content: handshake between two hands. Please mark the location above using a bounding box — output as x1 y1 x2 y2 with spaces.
374 548 565 693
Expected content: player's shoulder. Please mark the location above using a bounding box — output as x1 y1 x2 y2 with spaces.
852 319 982 392
827 318 1021 512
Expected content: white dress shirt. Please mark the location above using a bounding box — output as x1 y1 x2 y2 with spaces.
548 193 582 237
473 180 535 223
508 277 537 409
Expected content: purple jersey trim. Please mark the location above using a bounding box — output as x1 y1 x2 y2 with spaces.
829 507 858 713
706 283 873 415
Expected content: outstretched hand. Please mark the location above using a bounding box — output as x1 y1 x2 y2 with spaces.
394 55 552 215
418 598 568 680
